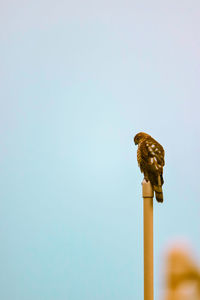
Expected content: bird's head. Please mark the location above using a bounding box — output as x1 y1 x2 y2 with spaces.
134 132 150 145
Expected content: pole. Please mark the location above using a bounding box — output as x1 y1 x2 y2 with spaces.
142 179 154 300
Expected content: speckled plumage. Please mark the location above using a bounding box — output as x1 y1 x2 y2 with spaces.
134 132 165 203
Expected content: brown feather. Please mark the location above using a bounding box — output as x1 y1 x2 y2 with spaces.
134 132 165 203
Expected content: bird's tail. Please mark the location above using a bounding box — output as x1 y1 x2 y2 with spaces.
154 175 163 203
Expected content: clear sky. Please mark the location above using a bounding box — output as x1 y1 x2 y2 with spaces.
1 1 200 299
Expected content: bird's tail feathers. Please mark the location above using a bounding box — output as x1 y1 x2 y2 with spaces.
154 185 163 202
154 175 163 203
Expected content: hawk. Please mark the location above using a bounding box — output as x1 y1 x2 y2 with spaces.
134 132 165 202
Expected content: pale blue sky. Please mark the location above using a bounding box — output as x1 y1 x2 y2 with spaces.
1 1 200 299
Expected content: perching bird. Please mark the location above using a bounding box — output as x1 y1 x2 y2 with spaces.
134 132 165 202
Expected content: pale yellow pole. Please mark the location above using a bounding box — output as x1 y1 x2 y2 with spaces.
142 179 154 300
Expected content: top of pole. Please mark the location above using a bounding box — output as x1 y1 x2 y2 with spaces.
142 179 154 198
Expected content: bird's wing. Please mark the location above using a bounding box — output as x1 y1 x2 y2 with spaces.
141 139 164 174
146 138 165 166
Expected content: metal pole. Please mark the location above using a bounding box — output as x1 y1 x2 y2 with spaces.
142 179 154 300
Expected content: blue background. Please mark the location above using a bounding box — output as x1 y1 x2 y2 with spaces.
1 1 200 299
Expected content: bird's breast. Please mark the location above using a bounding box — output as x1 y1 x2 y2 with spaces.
137 147 142 165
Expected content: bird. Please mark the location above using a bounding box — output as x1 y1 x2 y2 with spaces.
134 132 165 202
